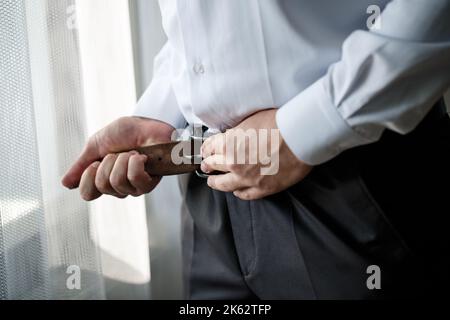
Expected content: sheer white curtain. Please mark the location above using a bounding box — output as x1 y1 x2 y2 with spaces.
0 0 150 299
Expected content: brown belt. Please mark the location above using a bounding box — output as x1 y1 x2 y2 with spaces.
136 141 201 176
136 126 217 178
138 99 449 177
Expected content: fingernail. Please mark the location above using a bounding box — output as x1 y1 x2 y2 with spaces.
92 162 100 169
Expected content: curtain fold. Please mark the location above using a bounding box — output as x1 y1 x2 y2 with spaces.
0 0 105 299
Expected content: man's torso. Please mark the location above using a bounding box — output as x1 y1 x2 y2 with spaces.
159 0 390 130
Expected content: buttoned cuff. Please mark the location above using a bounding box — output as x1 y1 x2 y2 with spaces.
133 81 186 130
276 79 370 165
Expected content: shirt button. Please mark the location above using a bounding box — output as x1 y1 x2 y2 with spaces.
193 63 205 75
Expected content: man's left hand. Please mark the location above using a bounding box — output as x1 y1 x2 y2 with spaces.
201 109 313 200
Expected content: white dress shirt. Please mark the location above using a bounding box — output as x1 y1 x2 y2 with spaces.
134 0 450 165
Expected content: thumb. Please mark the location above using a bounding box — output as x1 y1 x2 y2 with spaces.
62 136 101 189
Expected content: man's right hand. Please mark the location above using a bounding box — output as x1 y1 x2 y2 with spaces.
61 116 175 201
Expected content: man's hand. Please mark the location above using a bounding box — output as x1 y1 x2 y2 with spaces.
201 109 312 200
62 116 174 201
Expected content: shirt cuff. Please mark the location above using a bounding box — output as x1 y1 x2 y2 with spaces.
276 78 371 165
133 81 186 130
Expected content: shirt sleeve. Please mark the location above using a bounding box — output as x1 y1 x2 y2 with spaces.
133 43 186 129
276 0 450 165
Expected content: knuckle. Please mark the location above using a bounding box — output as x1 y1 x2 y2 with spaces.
115 116 129 127
130 153 142 162
109 174 123 189
104 154 116 162
86 137 95 148
96 179 110 193
202 139 211 151
80 190 95 202
204 140 214 153
207 177 215 188
115 187 128 196
237 192 251 201
127 172 141 183
247 191 260 200
203 158 212 168
234 192 243 200
127 173 137 182
140 185 154 194
251 189 262 199
87 134 98 147
131 190 145 197
116 153 127 160
217 181 227 190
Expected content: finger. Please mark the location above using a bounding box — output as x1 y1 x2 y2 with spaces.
233 188 265 201
79 162 102 201
62 135 102 189
207 173 248 193
201 133 226 157
201 154 231 173
127 154 156 195
95 154 123 197
110 152 138 195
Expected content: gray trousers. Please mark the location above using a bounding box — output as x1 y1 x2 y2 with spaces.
180 100 450 299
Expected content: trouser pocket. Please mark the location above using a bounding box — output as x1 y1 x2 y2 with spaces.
286 152 414 298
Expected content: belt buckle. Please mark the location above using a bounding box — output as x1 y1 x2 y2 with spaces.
182 125 211 179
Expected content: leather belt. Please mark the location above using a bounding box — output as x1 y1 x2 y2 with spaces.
136 125 217 178
137 99 450 178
